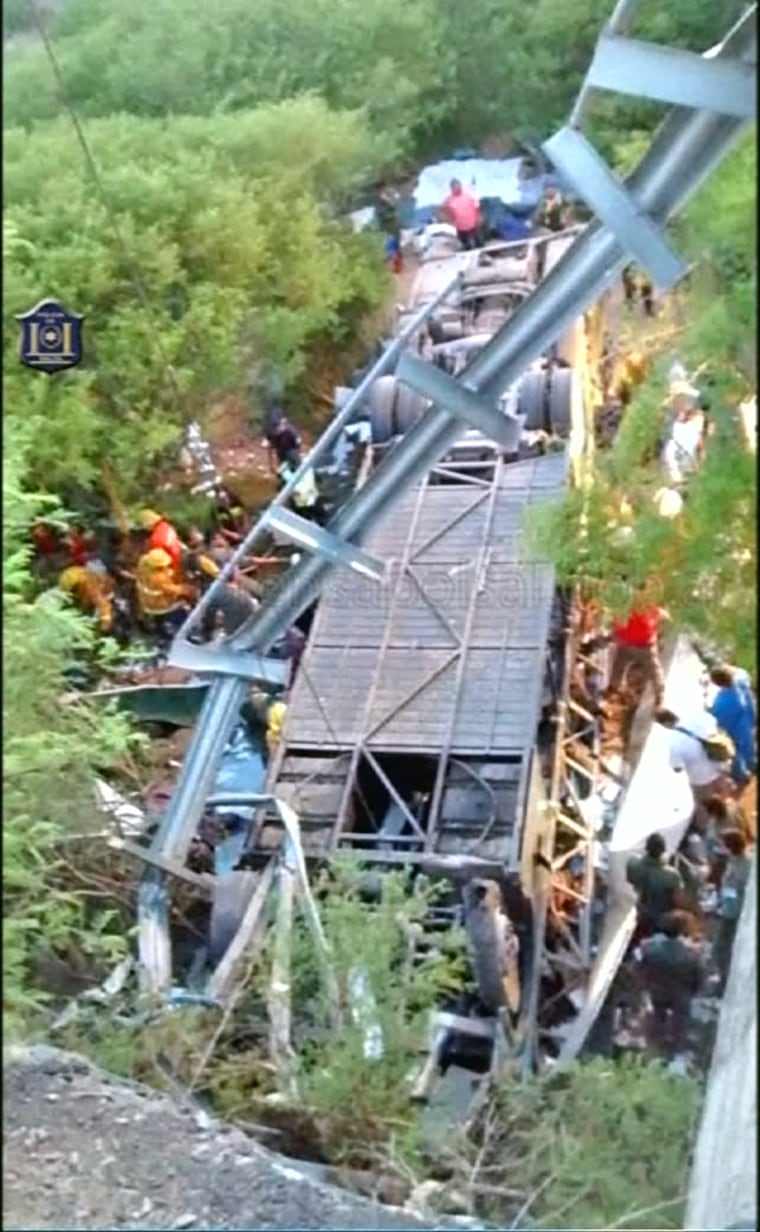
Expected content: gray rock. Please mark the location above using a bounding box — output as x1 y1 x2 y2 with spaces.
3 1045 480 1231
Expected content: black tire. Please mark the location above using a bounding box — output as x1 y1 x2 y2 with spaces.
427 318 446 346
440 319 465 341
208 869 258 966
549 367 576 436
369 375 398 443
518 371 549 430
394 382 428 435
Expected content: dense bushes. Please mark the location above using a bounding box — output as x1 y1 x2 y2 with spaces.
3 99 390 503
529 133 756 671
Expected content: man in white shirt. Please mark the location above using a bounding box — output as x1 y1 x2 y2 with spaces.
654 706 731 829
662 401 704 486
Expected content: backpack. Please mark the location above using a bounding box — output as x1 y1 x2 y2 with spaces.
675 724 735 764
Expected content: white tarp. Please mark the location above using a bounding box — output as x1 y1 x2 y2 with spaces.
608 635 707 856
413 158 526 210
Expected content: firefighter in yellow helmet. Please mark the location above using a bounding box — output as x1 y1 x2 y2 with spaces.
266 700 288 757
135 546 196 642
58 560 115 634
137 508 184 576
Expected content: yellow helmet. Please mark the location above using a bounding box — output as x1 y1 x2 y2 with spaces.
138 508 162 530
143 547 173 569
59 565 87 592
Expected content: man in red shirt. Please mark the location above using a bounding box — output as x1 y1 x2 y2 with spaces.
138 509 184 577
441 179 481 250
606 603 669 705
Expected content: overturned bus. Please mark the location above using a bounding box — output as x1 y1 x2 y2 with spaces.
228 224 603 1088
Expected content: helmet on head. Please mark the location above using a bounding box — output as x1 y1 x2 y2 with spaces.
144 548 172 570
138 509 162 531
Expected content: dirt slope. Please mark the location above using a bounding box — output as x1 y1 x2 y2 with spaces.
3 1046 470 1232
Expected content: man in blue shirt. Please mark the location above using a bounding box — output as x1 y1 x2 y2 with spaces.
709 664 757 787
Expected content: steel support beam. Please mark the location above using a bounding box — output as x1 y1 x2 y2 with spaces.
169 639 291 685
168 269 463 653
586 33 756 120
138 6 755 993
543 127 688 290
263 505 387 582
396 353 523 450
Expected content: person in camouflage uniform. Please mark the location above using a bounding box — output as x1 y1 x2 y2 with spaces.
626 832 685 938
638 911 704 1058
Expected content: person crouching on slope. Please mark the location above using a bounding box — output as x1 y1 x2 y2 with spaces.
135 547 195 644
138 508 184 577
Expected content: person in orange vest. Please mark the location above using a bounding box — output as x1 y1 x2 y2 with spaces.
138 509 184 576
135 547 196 642
58 560 115 634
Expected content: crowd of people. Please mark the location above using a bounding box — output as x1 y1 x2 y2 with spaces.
37 411 318 654
623 663 756 1064
373 175 571 272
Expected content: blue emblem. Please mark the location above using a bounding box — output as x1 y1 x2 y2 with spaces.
16 298 84 375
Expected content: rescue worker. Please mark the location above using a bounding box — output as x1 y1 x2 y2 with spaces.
604 600 669 707
58 559 115 635
637 911 703 1060
708 664 757 788
662 396 705 487
712 828 751 993
654 706 733 829
265 412 302 475
138 509 184 576
266 700 288 758
441 178 481 250
211 487 247 543
182 527 221 592
31 521 63 578
536 186 565 233
135 547 195 642
374 181 403 274
626 832 685 939
612 348 650 407
279 459 325 524
622 264 655 317
201 570 259 640
65 525 97 568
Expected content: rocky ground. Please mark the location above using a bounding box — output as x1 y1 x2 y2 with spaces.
3 1046 475 1232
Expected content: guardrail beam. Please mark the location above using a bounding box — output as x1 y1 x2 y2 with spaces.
587 33 756 119
263 506 386 583
396 353 523 451
544 127 688 290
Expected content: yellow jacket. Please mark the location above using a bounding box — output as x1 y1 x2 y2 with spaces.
136 551 194 616
266 701 288 757
59 565 114 632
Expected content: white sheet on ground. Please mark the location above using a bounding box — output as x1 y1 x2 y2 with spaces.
414 158 525 210
608 635 707 856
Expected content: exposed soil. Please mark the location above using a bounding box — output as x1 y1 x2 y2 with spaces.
3 1046 474 1232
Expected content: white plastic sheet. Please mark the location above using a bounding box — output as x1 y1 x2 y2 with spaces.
608 636 707 856
413 158 525 210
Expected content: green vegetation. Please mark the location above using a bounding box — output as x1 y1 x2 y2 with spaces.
476 1057 702 1229
530 133 756 672
3 99 390 504
57 871 700 1230
3 422 135 1030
